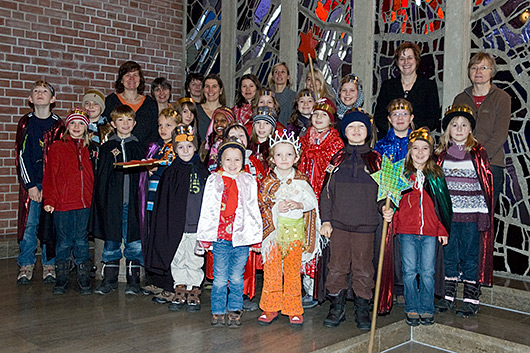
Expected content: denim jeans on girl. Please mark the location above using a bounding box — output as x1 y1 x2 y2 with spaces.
444 221 479 282
210 239 249 315
54 208 91 264
18 198 54 267
400 233 436 316
101 202 143 264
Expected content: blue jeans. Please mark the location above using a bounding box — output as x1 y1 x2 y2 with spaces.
211 239 249 315
54 208 91 264
18 198 54 267
101 203 143 265
400 233 436 316
444 222 479 282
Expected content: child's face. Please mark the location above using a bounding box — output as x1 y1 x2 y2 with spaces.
83 100 102 122
258 95 274 109
241 79 257 102
388 109 413 134
68 120 87 140
213 113 229 137
311 110 331 132
111 115 136 138
298 96 315 115
181 106 194 125
153 86 170 104
176 140 196 162
305 76 322 93
449 116 472 145
221 148 243 174
344 121 367 145
203 79 221 103
228 127 248 148
254 120 274 142
158 116 178 143
272 143 299 174
410 140 431 169
339 82 358 106
28 85 56 107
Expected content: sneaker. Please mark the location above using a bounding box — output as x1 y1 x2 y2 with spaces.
226 310 242 328
419 314 435 325
405 313 420 327
289 315 304 327
125 283 141 295
258 311 279 326
243 298 259 312
141 284 163 296
152 290 175 304
42 265 56 283
17 265 34 285
168 300 186 312
211 314 226 327
302 294 318 309
456 302 479 317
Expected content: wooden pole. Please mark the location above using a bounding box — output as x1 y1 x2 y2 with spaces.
308 55 318 99
368 196 392 353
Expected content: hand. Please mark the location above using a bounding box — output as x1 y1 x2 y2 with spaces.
28 186 42 203
438 236 448 245
43 205 54 213
320 222 333 238
277 200 289 213
287 200 304 210
382 205 394 223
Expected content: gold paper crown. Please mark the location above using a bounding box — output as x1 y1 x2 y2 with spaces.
408 127 434 146
69 107 89 117
261 88 275 97
389 101 411 113
269 129 301 154
444 104 473 118
313 98 336 115
178 97 195 105
344 74 359 84
174 125 195 143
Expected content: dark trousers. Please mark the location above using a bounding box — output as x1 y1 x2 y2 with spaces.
444 221 479 282
326 228 374 299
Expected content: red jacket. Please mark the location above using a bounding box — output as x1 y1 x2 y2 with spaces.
43 136 94 211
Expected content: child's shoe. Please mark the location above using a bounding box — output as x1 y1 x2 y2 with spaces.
419 314 435 325
17 265 34 285
227 310 243 328
167 285 187 310
141 284 163 296
152 290 175 304
211 314 226 327
258 311 279 325
405 312 420 326
435 298 455 313
53 261 70 295
124 260 141 295
435 277 458 313
354 297 371 331
77 262 92 295
243 295 258 311
456 281 480 318
302 294 318 309
42 265 56 283
95 260 119 295
289 315 304 327
186 286 201 312
456 302 479 317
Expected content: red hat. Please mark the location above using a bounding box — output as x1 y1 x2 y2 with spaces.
312 97 337 122
65 108 90 126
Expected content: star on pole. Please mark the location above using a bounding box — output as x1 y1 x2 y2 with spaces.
298 30 318 63
370 155 411 207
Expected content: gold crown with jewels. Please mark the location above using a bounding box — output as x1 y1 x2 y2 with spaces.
444 104 473 117
408 127 434 146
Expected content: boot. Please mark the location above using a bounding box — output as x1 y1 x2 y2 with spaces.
53 261 70 295
125 259 141 295
95 259 120 295
456 281 480 317
323 290 346 327
186 286 202 312
435 277 457 312
77 261 93 295
354 297 371 331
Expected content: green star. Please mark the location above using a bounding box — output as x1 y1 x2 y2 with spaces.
371 155 411 207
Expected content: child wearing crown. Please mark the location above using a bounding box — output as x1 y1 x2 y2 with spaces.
146 125 209 312
258 130 321 327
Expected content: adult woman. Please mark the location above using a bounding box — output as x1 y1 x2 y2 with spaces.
453 52 511 205
151 77 173 113
232 74 262 125
184 72 204 103
196 74 226 141
268 62 296 126
102 61 158 148
374 42 440 136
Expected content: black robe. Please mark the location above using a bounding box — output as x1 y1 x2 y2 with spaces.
88 135 145 243
145 155 208 276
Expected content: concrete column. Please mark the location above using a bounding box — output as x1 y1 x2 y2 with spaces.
279 0 299 87
351 0 376 111
220 0 237 107
442 0 472 110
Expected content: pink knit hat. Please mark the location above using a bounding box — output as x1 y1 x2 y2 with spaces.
65 108 90 126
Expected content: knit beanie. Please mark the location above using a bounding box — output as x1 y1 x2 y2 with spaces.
252 106 277 127
217 137 246 165
65 108 90 126
442 104 476 131
312 97 337 122
82 89 106 112
224 123 250 146
341 108 372 137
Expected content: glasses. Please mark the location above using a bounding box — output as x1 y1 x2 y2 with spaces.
391 112 410 118
470 66 492 72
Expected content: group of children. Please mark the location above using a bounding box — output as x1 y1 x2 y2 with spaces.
15 79 494 331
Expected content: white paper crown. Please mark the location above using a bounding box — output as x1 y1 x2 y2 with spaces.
269 129 301 154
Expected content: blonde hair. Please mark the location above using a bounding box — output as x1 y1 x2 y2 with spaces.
435 116 478 154
268 62 291 89
305 68 333 100
404 141 443 179
63 122 90 147
110 105 136 122
159 107 180 124
251 88 281 116
267 142 300 169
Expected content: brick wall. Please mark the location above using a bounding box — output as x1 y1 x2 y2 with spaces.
0 0 186 236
